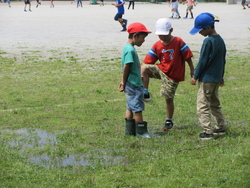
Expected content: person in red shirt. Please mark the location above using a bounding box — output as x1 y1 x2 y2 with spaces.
141 18 194 131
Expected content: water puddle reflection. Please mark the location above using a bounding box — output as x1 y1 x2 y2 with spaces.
7 128 57 148
2 128 124 168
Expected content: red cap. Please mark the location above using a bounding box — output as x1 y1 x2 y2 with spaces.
127 22 152 34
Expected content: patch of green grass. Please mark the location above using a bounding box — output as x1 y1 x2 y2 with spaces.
0 50 250 188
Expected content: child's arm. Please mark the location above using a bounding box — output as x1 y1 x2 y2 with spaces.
187 58 196 85
186 58 194 78
112 2 125 7
119 64 130 92
193 0 197 6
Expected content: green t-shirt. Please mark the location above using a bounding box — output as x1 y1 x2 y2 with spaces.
122 44 143 87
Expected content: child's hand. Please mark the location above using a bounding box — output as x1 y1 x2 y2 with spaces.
118 82 125 92
190 78 197 85
220 78 224 87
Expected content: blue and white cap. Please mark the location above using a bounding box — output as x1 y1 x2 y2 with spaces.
189 12 219 35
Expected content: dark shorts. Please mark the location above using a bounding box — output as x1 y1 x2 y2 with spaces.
114 13 123 21
24 0 30 4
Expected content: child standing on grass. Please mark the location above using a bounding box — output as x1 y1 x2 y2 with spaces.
112 0 127 32
189 12 227 140
119 22 152 138
141 18 194 131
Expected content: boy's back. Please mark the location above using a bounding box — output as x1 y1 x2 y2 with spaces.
189 12 227 140
197 35 226 82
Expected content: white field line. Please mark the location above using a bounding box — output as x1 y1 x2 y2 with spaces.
0 99 125 112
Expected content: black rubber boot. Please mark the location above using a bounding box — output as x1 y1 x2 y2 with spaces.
125 118 136 136
136 121 151 138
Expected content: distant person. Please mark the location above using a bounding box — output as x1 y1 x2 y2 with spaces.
141 18 194 131
24 0 32 12
100 0 104 6
3 0 11 7
36 0 41 8
189 12 227 140
50 0 54 8
119 22 152 138
169 0 181 19
183 0 196 19
76 0 82 8
128 0 134 10
112 0 127 31
241 0 250 9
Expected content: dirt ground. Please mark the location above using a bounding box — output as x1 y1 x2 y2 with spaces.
0 1 250 61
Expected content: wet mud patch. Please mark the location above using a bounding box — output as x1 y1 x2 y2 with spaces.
1 128 125 168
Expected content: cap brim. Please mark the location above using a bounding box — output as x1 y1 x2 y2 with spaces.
155 31 170 35
189 27 202 35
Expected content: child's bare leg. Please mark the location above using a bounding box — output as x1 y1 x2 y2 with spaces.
126 110 133 120
141 65 150 89
166 99 174 119
135 111 143 122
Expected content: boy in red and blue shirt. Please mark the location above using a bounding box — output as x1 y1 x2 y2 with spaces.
141 18 194 131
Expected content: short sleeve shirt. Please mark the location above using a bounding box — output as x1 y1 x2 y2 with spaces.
122 44 143 87
144 37 193 82
116 0 125 14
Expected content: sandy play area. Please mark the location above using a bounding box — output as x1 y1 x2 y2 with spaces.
0 1 249 61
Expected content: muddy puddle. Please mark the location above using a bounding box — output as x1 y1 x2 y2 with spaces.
1 128 124 168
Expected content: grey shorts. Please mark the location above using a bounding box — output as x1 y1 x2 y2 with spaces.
144 64 179 100
187 5 193 10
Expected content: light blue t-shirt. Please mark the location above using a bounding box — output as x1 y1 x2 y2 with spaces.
122 44 143 87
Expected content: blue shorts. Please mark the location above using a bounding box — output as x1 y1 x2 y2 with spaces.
124 82 144 113
171 1 178 9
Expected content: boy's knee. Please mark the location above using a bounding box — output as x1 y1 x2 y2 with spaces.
141 64 148 73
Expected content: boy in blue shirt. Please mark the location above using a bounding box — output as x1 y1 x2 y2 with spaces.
190 12 227 140
118 22 152 138
112 0 127 31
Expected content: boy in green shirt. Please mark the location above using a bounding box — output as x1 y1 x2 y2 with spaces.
118 22 152 138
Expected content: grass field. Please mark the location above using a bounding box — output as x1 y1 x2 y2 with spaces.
0 44 250 188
